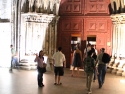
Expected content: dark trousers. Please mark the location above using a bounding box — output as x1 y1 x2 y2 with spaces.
93 70 96 80
97 64 107 87
37 67 43 86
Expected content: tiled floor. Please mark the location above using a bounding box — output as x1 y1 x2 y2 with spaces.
0 68 125 94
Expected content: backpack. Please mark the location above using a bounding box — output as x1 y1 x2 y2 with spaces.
84 57 94 73
102 53 111 64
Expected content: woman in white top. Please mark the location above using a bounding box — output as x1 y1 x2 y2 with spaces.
34 50 45 87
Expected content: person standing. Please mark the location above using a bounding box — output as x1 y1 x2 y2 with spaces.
71 46 82 77
53 47 66 85
97 48 107 89
9 45 18 71
34 50 45 87
83 50 96 94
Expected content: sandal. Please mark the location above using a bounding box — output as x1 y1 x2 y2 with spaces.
71 74 73 77
58 83 62 85
54 83 57 85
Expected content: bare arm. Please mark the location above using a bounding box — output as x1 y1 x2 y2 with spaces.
63 54 66 68
80 51 82 61
72 51 75 61
63 60 66 68
34 54 38 62
52 59 55 65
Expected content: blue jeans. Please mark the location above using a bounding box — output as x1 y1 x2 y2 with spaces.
97 64 107 87
10 57 19 69
37 67 43 86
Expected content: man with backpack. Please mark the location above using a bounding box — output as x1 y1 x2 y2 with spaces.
97 48 111 89
83 50 96 94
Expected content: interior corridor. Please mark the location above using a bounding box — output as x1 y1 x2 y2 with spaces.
0 68 125 94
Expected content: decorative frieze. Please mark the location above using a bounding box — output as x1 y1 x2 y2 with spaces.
21 0 61 15
110 0 125 13
110 13 125 24
22 13 55 23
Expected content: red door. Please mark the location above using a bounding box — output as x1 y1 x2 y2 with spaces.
96 33 107 54
61 34 71 68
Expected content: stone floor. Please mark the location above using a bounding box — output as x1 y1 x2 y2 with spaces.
0 68 125 94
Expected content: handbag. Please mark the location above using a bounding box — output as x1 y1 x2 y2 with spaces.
42 63 47 73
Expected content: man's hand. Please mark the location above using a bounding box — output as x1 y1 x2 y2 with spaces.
64 64 66 68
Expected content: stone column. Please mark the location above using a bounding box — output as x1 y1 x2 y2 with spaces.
112 25 117 56
111 14 125 76
51 22 55 56
116 25 120 58
42 23 48 52
110 0 115 13
45 24 49 55
20 15 26 59
11 0 15 45
54 16 60 52
48 23 51 56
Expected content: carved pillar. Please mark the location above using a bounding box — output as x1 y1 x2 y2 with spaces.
45 24 49 55
110 0 115 12
48 23 52 56
117 25 120 58
112 25 116 56
42 23 47 52
20 15 26 59
54 16 60 52
11 0 15 45
120 0 124 12
51 22 55 56
111 14 125 75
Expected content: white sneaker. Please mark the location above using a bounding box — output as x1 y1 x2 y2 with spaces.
87 91 92 94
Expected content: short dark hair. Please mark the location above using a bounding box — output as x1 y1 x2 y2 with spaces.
58 47 62 51
10 44 13 47
101 48 105 52
87 43 91 47
87 50 93 56
91 48 95 53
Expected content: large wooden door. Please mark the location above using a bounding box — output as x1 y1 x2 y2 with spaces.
96 33 107 54
61 34 71 68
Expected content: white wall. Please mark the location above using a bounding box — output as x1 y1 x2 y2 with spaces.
0 23 11 67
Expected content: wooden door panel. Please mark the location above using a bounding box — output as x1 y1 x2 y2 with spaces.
61 34 71 68
96 34 106 53
62 45 71 68
61 35 71 45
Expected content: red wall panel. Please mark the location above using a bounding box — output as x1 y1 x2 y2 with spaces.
58 0 112 68
61 19 82 32
85 0 109 14
59 0 84 15
84 18 108 32
60 0 110 15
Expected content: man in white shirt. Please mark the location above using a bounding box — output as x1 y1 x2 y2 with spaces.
53 47 66 85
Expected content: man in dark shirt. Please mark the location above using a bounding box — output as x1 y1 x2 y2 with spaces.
97 48 107 89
